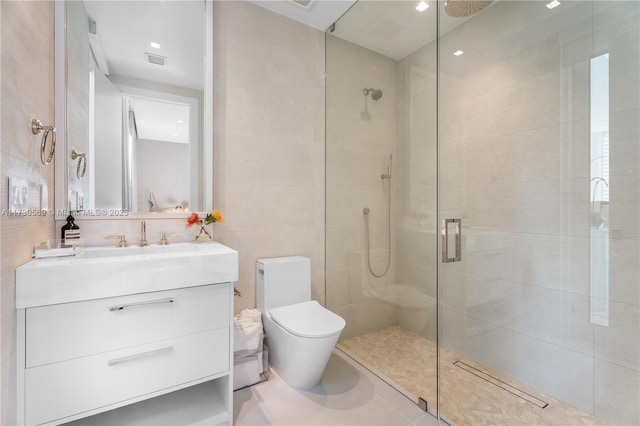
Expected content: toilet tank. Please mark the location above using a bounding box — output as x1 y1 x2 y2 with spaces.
256 256 311 312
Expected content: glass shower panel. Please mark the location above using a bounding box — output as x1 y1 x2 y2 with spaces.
591 2 640 423
437 1 639 424
325 0 439 415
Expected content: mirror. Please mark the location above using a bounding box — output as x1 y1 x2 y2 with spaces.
55 0 212 219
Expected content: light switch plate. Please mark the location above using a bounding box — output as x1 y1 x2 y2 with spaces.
40 184 48 210
8 177 29 213
8 178 48 214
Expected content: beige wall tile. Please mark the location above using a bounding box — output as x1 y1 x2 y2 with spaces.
325 34 399 338
1 2 55 424
594 359 640 424
213 1 325 314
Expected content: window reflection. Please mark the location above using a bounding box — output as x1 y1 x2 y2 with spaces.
590 53 609 327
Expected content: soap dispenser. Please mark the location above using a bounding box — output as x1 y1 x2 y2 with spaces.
61 214 81 245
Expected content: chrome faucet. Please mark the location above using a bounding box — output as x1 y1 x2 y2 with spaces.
139 221 149 247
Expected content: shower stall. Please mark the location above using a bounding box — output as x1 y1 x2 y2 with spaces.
325 1 639 424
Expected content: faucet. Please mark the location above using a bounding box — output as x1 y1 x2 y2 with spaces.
106 235 128 248
139 221 149 247
591 177 609 203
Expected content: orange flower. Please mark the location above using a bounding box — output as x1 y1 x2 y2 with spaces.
209 209 224 223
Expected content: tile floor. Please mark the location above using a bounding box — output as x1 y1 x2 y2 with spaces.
341 326 612 426
65 348 442 426
64 325 612 425
233 350 442 425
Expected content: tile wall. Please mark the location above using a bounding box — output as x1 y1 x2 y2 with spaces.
395 40 438 341
327 1 638 423
0 2 56 424
212 1 326 313
436 1 639 423
325 35 399 340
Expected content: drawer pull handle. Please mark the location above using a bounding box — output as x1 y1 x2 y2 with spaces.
109 297 174 312
108 346 173 367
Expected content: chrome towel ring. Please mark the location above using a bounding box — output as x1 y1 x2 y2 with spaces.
70 149 87 179
31 118 56 165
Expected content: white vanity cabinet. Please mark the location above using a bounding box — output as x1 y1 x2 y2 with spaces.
16 243 238 426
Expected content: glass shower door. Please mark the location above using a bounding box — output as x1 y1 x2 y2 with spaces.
325 0 439 417
437 1 640 424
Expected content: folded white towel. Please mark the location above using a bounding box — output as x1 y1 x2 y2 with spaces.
236 308 262 324
233 353 264 390
233 308 263 353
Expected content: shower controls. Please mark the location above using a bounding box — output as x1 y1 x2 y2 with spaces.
381 153 392 180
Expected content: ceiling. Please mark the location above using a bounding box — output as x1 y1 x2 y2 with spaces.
130 98 190 144
248 0 356 31
83 1 205 91
330 0 438 60
81 0 485 141
250 0 476 60
83 0 477 89
82 1 203 144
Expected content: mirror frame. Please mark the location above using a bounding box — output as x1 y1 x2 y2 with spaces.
54 0 213 220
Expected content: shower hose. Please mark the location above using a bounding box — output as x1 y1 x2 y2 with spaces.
363 177 391 278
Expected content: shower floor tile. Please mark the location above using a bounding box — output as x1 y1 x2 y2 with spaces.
341 326 612 426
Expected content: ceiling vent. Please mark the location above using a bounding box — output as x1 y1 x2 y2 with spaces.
145 53 166 66
290 0 313 8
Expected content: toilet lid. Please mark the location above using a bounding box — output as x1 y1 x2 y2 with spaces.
270 300 346 338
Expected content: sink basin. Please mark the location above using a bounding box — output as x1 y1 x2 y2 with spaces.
77 243 218 259
16 242 238 308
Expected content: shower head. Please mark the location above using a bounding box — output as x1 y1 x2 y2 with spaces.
445 0 493 17
363 88 383 101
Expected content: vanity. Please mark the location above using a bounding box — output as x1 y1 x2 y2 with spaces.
15 242 238 426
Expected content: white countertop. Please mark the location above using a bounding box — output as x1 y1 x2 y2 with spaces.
16 242 238 309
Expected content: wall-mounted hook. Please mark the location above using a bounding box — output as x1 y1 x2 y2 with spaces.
31 118 56 165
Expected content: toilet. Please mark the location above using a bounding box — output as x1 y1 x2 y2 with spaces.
256 256 346 389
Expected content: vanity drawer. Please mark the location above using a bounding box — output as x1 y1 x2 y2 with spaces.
25 327 229 426
26 283 230 368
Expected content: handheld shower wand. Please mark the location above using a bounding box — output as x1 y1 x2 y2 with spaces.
363 153 393 278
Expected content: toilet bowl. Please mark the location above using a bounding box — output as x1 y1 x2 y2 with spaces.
257 256 345 389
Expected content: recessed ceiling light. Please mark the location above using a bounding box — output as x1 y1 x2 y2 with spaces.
454 50 464 56
177 120 184 124
546 0 560 9
173 133 179 137
150 42 161 49
416 1 429 12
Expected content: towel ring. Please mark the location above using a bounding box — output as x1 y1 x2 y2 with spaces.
70 149 87 179
31 119 56 165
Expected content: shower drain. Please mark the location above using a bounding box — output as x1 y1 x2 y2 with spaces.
453 361 549 408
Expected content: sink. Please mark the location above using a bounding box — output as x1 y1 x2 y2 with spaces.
16 242 238 308
77 243 218 259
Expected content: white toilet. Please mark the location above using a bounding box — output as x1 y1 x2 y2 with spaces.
256 256 346 389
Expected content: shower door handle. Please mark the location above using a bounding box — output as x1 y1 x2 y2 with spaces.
442 218 462 263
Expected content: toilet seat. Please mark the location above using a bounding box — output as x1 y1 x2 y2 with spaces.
270 300 345 338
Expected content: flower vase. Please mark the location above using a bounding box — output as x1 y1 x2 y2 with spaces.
195 221 213 242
